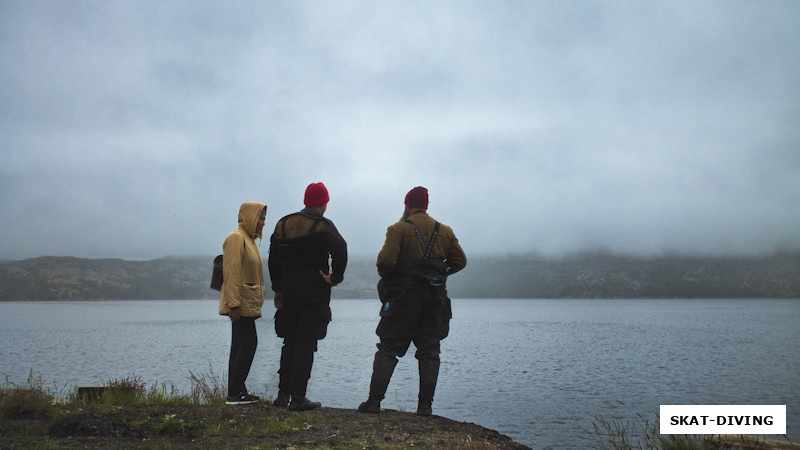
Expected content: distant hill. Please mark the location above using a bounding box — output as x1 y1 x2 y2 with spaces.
0 255 380 301
0 256 215 301
0 252 798 301
446 251 800 299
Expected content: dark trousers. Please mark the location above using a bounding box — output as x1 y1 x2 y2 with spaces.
376 286 448 361
376 292 442 366
371 287 449 404
275 305 330 398
228 317 258 397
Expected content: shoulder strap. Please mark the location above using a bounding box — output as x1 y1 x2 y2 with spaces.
279 215 324 238
427 222 440 259
404 220 440 260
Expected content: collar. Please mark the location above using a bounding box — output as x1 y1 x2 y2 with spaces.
299 206 324 219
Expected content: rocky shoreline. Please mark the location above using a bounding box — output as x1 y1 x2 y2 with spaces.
1 401 532 449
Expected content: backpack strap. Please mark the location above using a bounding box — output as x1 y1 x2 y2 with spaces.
309 218 323 233
404 220 440 260
280 215 324 237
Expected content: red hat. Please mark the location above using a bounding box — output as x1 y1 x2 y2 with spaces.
404 186 428 209
304 182 329 206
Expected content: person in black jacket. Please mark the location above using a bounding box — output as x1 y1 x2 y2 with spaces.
268 182 347 411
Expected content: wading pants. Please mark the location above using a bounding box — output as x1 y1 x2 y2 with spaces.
370 287 447 405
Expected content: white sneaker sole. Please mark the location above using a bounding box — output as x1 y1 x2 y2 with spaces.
226 399 259 405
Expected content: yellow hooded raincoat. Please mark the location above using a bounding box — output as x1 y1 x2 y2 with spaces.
218 202 267 318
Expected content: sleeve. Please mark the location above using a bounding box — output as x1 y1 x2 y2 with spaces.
327 229 348 285
267 232 282 293
376 225 402 278
445 230 467 276
221 232 244 309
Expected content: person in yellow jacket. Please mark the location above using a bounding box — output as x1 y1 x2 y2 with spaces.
219 201 267 405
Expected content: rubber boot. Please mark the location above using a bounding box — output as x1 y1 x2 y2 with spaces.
358 352 398 414
417 357 439 416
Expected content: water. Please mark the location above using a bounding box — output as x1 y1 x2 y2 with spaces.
1 298 798 448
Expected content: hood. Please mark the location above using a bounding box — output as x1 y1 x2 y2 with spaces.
238 201 267 239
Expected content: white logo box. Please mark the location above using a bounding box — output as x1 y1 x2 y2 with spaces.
660 405 786 435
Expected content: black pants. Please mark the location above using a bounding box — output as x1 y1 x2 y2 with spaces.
228 317 257 397
275 305 331 397
376 287 446 362
372 287 450 405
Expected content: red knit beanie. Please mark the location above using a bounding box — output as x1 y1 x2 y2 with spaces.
304 182 329 206
404 186 428 209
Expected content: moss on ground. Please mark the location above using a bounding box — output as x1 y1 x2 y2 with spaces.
1 401 530 449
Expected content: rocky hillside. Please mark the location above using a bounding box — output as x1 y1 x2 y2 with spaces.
0 256 214 300
447 251 800 299
0 252 798 300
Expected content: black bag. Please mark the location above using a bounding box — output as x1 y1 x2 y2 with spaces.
210 254 223 290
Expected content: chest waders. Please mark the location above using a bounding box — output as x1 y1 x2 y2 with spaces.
405 219 440 261
359 219 444 416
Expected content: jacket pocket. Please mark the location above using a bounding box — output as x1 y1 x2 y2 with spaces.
440 296 452 340
313 306 332 340
240 283 263 305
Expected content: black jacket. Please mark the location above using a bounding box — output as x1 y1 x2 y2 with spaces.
268 208 347 307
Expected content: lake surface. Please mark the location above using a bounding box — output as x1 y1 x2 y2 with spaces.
1 298 798 448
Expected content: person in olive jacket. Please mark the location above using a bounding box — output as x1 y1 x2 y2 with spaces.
268 182 347 411
219 201 268 405
358 186 466 416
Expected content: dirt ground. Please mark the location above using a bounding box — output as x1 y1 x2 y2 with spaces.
0 401 532 449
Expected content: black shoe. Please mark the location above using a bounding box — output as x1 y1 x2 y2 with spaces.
416 402 432 416
226 393 260 405
273 390 289 407
289 396 321 411
357 399 381 414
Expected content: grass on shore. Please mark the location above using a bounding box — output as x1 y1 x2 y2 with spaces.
2 369 228 409
1 372 791 449
586 402 792 450
0 370 526 449
588 410 704 450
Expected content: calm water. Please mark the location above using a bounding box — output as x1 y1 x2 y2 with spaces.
1 298 798 448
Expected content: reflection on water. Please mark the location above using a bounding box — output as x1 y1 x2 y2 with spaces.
1 298 798 449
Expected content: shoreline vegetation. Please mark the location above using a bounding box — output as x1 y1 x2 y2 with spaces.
2 373 797 449
1 251 799 301
1 371 530 449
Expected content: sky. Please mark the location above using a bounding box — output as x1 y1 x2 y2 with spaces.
1 0 799 260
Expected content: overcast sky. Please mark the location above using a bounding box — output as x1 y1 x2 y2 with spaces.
1 1 798 260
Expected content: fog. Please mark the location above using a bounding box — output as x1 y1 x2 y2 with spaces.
1 1 798 260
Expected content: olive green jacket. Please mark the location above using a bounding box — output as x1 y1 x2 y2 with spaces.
376 211 467 278
218 202 267 318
